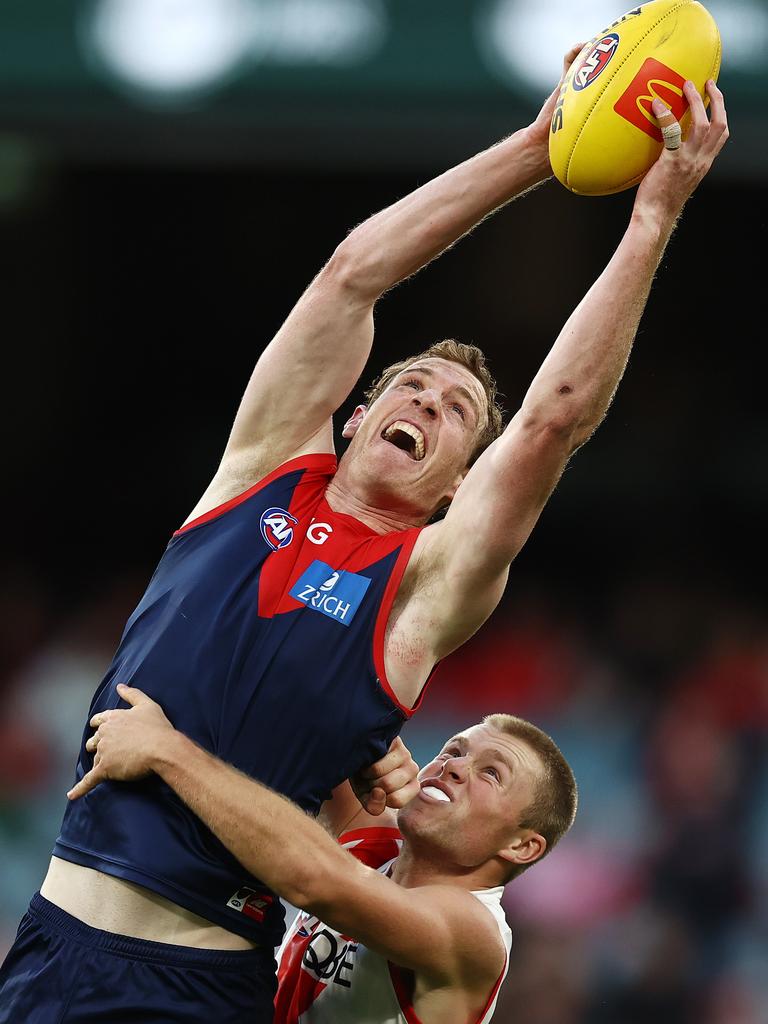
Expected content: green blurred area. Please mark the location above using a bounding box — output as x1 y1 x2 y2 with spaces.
0 0 764 172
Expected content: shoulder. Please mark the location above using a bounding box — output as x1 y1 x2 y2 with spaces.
179 449 337 532
403 882 508 990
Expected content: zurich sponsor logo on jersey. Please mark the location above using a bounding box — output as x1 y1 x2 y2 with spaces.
260 507 299 551
289 560 371 627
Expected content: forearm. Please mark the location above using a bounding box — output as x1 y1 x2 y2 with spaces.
216 127 547 458
155 732 356 910
520 203 680 447
336 125 550 299
155 738 480 979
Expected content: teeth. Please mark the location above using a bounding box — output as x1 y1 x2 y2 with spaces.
383 421 426 461
422 786 450 802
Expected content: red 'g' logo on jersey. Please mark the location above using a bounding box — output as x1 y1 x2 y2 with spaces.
613 58 688 141
572 34 619 91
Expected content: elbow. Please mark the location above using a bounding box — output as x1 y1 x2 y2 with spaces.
520 396 601 454
323 231 385 302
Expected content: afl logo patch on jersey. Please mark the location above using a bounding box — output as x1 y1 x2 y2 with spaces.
290 560 371 626
226 886 275 923
260 507 299 550
573 34 619 91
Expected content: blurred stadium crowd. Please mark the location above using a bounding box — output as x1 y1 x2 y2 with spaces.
1 568 766 1022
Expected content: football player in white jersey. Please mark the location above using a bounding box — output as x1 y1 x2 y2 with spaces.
70 685 577 1024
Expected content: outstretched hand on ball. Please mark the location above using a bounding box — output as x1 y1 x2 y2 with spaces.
638 78 729 211
528 42 586 152
67 684 175 800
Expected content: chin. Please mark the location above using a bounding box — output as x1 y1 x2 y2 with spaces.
395 805 420 838
397 802 443 838
364 455 431 509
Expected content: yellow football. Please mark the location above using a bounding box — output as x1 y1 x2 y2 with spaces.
549 0 722 196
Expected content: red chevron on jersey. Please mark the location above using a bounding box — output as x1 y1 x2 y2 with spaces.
256 497 419 621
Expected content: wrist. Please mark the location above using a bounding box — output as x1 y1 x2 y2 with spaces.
153 728 195 778
632 175 689 231
629 206 677 252
514 124 553 186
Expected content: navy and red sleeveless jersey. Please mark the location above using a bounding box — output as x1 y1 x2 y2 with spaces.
55 454 428 946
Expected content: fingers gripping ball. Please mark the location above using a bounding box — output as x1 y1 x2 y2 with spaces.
653 100 682 148
549 0 721 195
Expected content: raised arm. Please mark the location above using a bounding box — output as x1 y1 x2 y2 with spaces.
186 50 583 522
68 688 502 993
412 81 729 658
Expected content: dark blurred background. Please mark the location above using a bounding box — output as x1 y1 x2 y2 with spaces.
1 2 766 1021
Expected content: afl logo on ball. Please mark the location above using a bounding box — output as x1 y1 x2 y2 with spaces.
260 507 298 551
573 34 619 91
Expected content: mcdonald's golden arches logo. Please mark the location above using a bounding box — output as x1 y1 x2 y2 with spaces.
613 58 688 142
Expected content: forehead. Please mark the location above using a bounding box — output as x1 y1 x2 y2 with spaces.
395 357 481 392
447 724 540 776
392 358 488 427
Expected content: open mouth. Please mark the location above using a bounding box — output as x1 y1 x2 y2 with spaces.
381 421 426 461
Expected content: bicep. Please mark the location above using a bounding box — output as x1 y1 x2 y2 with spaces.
181 419 334 529
223 256 376 466
443 412 575 574
311 867 503 985
181 259 377 523
409 416 574 656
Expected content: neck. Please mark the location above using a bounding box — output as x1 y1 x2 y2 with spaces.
324 476 427 534
391 841 503 893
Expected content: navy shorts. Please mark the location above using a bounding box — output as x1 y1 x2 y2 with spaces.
0 893 277 1023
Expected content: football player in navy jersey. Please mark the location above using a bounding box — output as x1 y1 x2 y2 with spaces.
0 55 727 1024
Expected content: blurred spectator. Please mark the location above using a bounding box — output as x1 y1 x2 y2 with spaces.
1 579 766 1021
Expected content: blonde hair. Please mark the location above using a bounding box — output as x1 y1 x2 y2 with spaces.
483 713 578 880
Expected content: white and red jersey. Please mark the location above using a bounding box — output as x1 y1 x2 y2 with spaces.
274 827 512 1024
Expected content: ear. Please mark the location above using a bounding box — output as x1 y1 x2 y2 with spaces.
342 405 367 439
497 830 547 871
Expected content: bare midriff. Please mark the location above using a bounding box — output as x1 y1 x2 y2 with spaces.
40 856 260 950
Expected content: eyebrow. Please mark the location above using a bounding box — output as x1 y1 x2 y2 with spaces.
398 365 482 423
442 737 516 775
444 735 467 750
487 747 516 775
